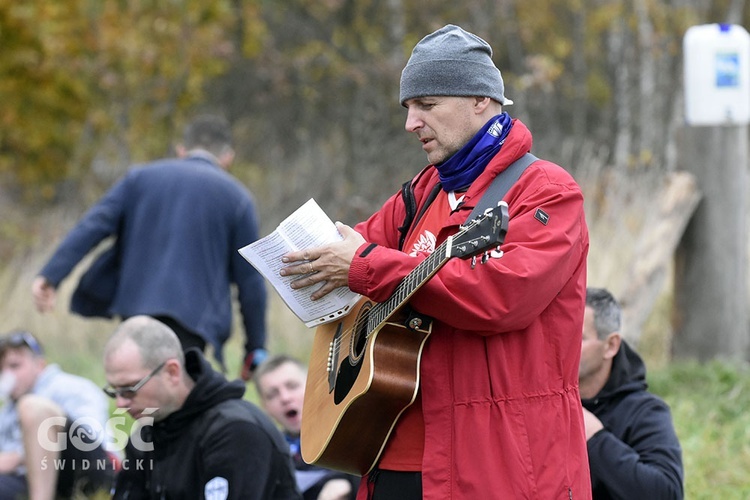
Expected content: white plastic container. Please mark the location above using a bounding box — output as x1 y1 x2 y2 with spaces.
684 23 750 125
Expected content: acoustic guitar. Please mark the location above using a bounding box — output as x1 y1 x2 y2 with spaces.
301 202 510 475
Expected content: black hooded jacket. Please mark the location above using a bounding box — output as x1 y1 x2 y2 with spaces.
582 340 684 500
113 349 301 499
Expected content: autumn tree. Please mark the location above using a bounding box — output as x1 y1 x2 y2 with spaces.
0 0 248 203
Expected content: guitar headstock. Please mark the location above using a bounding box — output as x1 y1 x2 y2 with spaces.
450 202 510 259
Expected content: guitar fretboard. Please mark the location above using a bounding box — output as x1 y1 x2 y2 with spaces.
366 237 451 333
360 204 504 335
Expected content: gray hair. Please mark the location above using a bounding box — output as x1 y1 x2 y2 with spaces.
586 287 621 340
104 316 185 369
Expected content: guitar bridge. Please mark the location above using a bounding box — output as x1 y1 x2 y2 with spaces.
327 322 343 393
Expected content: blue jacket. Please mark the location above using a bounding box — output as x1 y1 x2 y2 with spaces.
583 341 684 499
39 154 266 361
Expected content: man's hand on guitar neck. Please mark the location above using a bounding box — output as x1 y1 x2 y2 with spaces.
280 222 365 301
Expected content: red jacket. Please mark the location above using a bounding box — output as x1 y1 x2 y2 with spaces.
351 119 591 499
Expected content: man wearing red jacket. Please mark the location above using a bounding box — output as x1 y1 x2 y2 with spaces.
282 24 591 499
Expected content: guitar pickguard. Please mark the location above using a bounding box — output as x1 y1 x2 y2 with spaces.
332 301 372 404
333 355 362 404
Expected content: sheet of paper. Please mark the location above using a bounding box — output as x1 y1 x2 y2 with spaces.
238 199 361 327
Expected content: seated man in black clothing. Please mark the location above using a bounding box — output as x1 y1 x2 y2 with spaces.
580 287 684 499
103 316 301 499
254 355 359 500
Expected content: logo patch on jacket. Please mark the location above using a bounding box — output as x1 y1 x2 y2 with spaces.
534 208 550 225
205 477 229 500
409 230 437 257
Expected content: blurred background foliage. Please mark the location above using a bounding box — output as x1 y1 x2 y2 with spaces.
2 1 750 497
3 0 743 298
0 1 236 198
2 0 741 216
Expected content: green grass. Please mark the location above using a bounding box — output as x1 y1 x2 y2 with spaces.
649 360 750 499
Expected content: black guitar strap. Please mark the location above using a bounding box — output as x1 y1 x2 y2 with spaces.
466 152 538 222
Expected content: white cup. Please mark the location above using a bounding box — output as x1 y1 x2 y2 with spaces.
0 371 16 401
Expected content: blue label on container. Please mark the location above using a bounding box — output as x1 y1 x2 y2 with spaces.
716 52 740 87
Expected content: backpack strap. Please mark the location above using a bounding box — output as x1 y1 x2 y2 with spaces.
397 181 442 251
466 152 538 222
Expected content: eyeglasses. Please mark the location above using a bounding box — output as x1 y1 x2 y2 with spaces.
0 331 44 356
103 361 166 399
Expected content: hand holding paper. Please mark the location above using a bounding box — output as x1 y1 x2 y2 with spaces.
238 199 361 327
281 222 365 300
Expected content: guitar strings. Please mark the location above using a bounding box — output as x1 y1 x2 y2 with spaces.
326 215 484 363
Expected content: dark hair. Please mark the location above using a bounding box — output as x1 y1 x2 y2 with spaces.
182 114 233 156
0 330 44 358
586 287 621 340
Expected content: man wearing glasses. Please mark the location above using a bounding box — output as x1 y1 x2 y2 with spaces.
103 315 301 499
0 330 114 499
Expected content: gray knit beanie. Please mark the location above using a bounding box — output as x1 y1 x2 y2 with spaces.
399 24 513 106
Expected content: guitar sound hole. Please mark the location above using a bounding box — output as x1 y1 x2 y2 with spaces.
350 302 371 362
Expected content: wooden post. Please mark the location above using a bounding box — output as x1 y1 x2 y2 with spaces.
673 125 748 361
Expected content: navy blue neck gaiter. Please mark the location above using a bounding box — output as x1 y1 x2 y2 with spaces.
436 112 513 192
